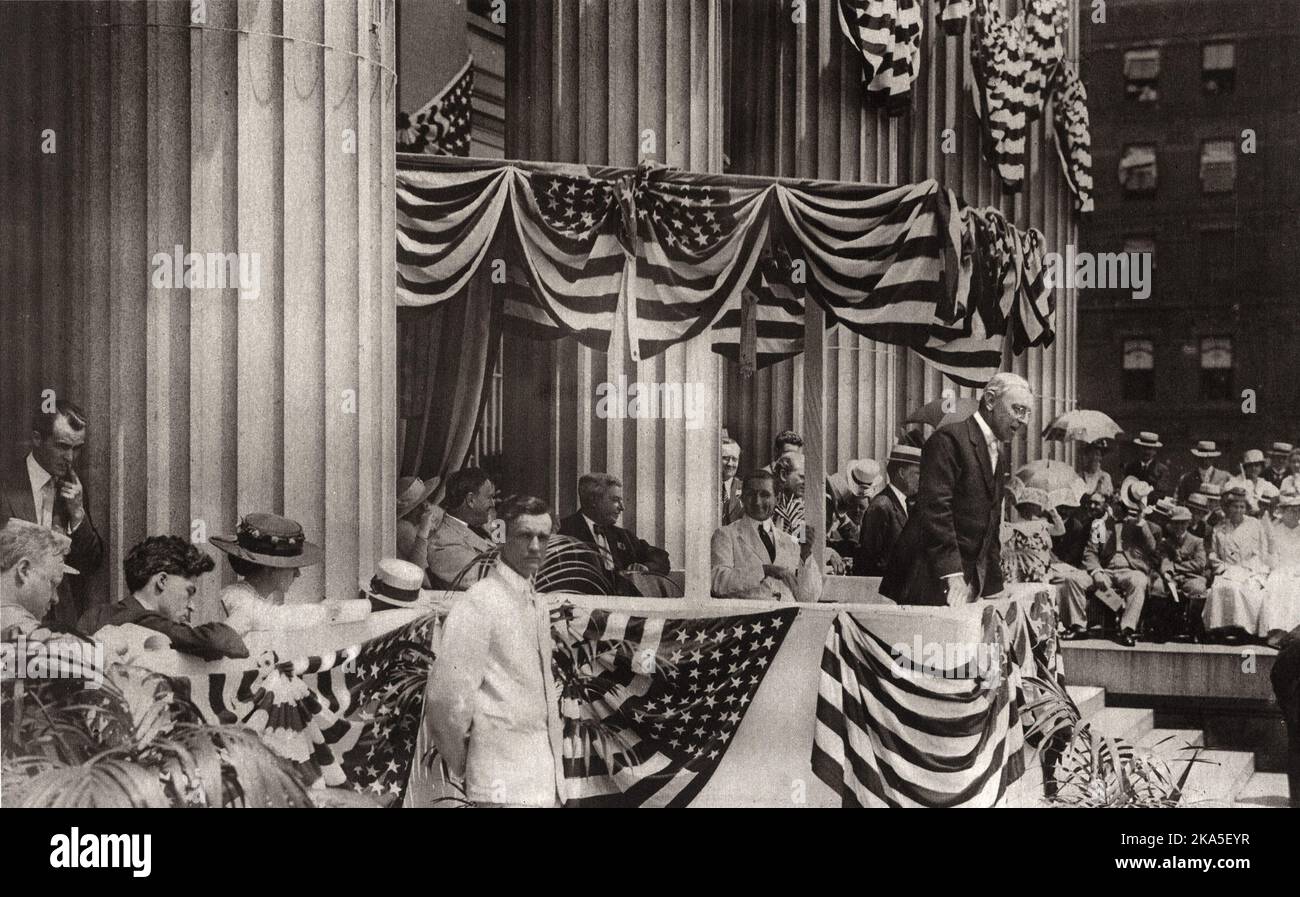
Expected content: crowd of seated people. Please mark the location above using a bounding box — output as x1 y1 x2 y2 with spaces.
994 433 1300 650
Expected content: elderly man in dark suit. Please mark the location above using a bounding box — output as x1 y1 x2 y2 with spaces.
559 473 670 578
1 399 104 627
853 444 920 577
881 373 1032 606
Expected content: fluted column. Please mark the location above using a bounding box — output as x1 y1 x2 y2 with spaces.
1 0 396 616
506 0 723 593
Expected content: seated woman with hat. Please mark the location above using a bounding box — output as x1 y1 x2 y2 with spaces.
1202 486 1272 643
395 476 442 582
212 513 362 635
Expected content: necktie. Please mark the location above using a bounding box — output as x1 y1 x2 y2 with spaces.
592 525 615 571
758 524 776 562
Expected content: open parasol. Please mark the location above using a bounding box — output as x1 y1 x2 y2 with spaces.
1043 409 1123 447
1009 459 1089 509
905 396 978 430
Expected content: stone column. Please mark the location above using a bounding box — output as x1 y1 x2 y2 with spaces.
0 0 397 615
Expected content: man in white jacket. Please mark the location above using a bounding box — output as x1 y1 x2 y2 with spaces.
426 494 565 807
710 470 822 603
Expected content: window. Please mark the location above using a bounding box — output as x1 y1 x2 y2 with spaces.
1119 144 1158 196
1199 336 1234 401
1200 228 1237 286
1122 338 1155 401
1123 235 1155 268
1124 47 1160 101
1202 42 1235 93
1200 139 1236 193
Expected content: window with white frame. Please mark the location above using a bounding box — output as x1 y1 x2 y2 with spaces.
1119 144 1158 195
1199 336 1234 401
1124 47 1160 101
1202 42 1235 94
1122 338 1155 401
1200 139 1236 193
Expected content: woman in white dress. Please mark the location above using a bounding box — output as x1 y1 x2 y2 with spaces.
1262 490 1300 646
1203 487 1272 639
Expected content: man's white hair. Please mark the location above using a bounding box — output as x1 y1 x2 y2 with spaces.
982 372 1033 406
0 519 70 573
578 473 622 508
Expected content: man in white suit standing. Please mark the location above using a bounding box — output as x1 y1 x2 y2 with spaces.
710 470 822 603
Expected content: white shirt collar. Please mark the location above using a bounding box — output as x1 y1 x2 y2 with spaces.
888 483 909 509
581 513 605 535
746 515 774 535
494 558 533 594
972 411 998 447
27 453 52 490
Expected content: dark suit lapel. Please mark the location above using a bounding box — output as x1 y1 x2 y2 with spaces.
2 461 38 524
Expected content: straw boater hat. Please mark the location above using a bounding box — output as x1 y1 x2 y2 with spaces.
1269 442 1295 457
887 444 923 466
1118 476 1153 513
396 476 439 518
847 459 886 496
1279 488 1300 509
361 558 433 609
1242 449 1266 466
1187 493 1210 512
1190 440 1221 458
1133 431 1163 449
210 513 323 568
1167 505 1192 523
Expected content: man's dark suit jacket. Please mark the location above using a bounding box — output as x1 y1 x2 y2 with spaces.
0 457 105 626
1051 510 1094 567
880 417 1008 606
81 596 249 662
557 512 670 576
853 487 908 577
1123 458 1167 496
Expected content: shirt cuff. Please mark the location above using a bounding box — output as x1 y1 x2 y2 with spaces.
942 572 963 580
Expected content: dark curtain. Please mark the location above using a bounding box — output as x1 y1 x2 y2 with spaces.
397 275 503 497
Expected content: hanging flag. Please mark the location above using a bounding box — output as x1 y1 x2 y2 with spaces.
812 596 1059 807
837 0 924 116
553 604 798 807
397 56 474 156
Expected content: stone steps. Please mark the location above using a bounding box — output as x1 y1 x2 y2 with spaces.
1010 686 1264 807
1233 772 1293 809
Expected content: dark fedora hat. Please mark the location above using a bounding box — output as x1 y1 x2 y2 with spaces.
210 513 324 568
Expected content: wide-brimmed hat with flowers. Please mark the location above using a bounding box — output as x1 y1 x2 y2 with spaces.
210 513 323 568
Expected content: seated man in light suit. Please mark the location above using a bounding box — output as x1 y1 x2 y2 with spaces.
710 470 822 603
427 468 498 591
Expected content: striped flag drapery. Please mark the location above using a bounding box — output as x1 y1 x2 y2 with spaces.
811 592 1061 807
397 155 1056 384
178 615 437 804
552 604 798 807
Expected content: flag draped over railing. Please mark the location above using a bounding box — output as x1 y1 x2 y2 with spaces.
811 591 1061 807
397 156 1056 386
551 605 799 807
178 615 437 804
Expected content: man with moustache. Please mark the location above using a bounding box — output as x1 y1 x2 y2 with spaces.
0 400 105 626
881 372 1033 606
427 495 565 807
